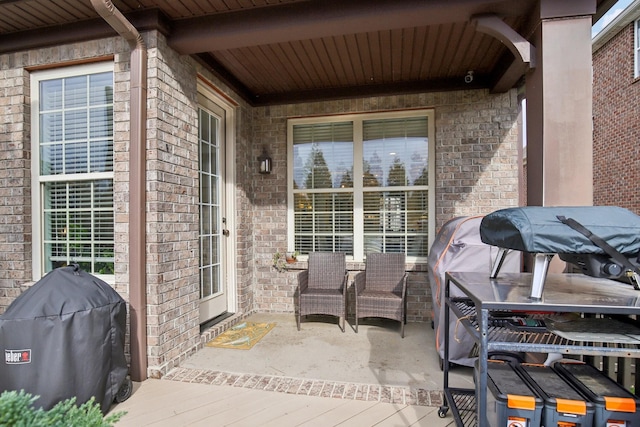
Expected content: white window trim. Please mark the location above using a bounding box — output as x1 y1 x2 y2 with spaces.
635 18 640 79
31 62 115 282
287 109 436 263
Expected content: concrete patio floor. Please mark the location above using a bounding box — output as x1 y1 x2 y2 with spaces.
181 313 473 392
110 313 473 426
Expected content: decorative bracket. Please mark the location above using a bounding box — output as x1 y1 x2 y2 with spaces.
471 14 536 92
472 14 536 69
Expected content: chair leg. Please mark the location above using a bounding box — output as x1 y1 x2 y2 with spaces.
297 311 301 331
340 316 345 332
400 320 405 338
354 301 358 333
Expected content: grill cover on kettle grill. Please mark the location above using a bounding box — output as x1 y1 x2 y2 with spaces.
0 265 127 414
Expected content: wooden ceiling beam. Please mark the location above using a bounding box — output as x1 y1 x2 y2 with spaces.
169 0 532 54
0 9 170 55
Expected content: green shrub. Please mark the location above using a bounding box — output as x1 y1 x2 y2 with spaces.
0 390 126 427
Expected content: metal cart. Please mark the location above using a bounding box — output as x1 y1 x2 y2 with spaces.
438 271 640 426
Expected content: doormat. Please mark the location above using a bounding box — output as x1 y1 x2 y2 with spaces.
206 322 276 350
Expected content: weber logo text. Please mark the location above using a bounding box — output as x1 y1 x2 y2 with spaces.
5 349 31 364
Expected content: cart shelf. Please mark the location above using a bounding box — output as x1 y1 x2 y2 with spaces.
440 272 640 427
449 298 640 357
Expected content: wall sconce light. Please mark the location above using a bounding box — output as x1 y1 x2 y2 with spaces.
258 148 272 174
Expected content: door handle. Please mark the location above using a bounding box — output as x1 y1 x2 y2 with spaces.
223 229 230 237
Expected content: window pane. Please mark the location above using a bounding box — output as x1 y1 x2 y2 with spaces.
200 172 211 204
363 117 428 187
201 266 212 298
42 180 114 275
407 235 428 257
89 107 113 138
95 243 114 274
292 122 353 189
201 205 211 235
90 140 114 173
69 181 92 209
95 211 114 241
290 112 431 260
94 179 113 208
64 75 88 108
198 106 223 301
41 143 63 175
40 112 63 143
293 192 353 256
89 72 113 105
201 236 211 266
40 72 113 176
37 68 114 276
315 237 335 252
363 190 426 256
65 110 87 141
66 142 88 173
295 235 313 255
384 236 405 253
200 140 211 174
40 80 62 111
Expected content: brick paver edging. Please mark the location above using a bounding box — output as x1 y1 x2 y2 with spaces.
163 367 444 407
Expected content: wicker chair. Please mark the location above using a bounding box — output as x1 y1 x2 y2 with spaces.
296 252 348 332
354 253 408 337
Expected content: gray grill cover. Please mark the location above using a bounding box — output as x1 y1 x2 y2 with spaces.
480 206 640 255
428 216 520 366
0 265 127 414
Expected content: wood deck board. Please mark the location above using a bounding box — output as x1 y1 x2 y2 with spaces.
109 379 456 426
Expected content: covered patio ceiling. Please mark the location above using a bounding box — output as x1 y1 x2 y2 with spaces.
0 0 615 106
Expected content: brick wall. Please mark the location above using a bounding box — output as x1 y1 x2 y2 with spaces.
0 66 31 309
143 32 202 376
593 23 640 214
250 89 521 322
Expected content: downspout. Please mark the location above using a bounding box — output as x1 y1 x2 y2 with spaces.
91 0 148 381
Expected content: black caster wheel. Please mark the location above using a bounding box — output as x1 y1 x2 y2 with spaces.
438 406 448 418
115 377 133 403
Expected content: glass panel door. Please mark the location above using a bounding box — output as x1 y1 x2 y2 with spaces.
199 102 227 323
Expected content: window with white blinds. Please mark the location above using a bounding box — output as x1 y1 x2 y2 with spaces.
32 63 115 279
288 110 434 262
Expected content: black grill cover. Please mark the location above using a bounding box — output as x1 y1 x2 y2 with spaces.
0 265 127 414
479 206 640 255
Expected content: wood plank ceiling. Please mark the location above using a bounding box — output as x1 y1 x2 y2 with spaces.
0 0 613 106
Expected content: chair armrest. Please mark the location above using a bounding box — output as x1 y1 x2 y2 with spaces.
354 271 366 295
297 270 309 294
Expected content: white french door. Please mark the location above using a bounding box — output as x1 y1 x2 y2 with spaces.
198 92 233 323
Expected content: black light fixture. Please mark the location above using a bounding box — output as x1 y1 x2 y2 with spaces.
258 148 272 174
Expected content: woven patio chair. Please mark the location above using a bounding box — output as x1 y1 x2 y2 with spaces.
354 253 407 337
296 252 348 332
